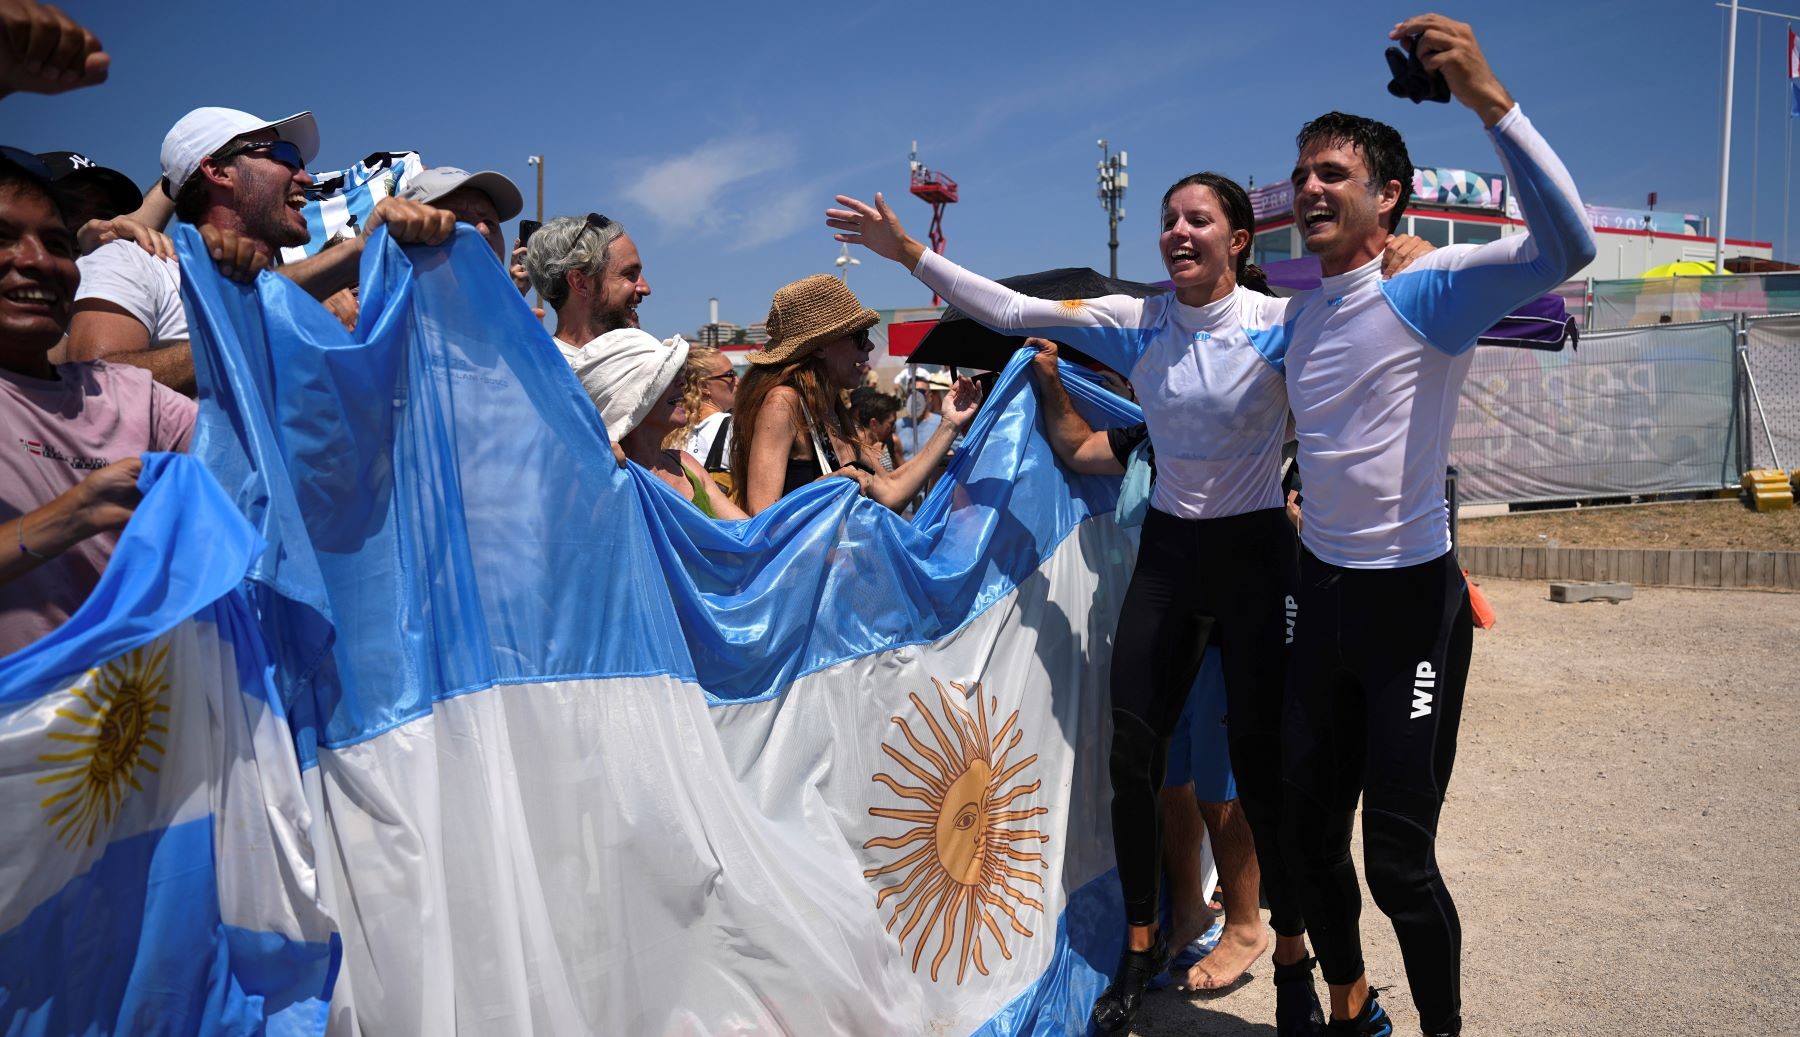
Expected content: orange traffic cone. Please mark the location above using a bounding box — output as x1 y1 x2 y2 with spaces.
1464 571 1497 629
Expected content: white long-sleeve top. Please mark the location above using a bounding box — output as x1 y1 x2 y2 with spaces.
1281 105 1598 568
913 250 1293 521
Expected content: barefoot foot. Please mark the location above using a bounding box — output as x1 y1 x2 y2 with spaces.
1180 926 1270 991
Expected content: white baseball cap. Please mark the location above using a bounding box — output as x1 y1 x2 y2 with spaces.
399 167 524 222
160 107 320 195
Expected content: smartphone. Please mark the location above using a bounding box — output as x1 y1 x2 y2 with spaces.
518 219 542 247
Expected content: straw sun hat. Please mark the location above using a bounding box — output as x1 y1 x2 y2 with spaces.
749 274 879 366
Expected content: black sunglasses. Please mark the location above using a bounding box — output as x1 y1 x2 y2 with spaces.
214 139 306 171
568 211 613 243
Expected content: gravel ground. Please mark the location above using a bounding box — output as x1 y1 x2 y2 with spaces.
1130 576 1800 1036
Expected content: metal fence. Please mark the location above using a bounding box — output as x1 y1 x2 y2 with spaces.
1450 320 1742 504
1742 313 1800 472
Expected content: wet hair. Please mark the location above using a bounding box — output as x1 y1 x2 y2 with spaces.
1158 171 1272 296
524 214 629 310
1295 112 1414 232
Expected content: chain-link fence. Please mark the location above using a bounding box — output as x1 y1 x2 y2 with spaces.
1451 320 1740 504
1742 312 1800 472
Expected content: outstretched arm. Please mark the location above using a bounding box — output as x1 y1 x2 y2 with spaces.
827 192 1148 373
1381 15 1597 354
860 377 983 510
1027 339 1125 476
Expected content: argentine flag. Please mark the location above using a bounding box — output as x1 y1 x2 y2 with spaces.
181 223 1153 1035
0 455 339 1036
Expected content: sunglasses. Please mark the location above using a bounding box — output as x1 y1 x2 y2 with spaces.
705 370 739 385
569 212 614 242
853 329 874 353
214 139 306 172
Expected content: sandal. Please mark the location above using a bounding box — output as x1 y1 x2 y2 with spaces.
1091 933 1169 1034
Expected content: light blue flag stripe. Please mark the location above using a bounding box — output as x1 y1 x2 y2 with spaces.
179 225 1144 752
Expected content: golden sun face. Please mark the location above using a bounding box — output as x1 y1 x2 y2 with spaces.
36 640 173 850
863 678 1050 984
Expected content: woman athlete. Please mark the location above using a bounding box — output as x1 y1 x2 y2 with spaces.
830 175 1362 1035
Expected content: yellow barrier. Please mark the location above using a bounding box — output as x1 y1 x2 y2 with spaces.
1740 469 1795 511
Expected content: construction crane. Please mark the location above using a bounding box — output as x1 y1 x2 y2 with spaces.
908 141 958 305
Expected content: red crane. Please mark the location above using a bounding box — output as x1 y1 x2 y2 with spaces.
909 142 958 305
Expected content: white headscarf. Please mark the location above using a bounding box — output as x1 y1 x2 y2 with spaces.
572 330 690 443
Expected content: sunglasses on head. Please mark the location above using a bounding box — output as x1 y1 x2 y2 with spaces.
214 139 306 171
570 212 613 241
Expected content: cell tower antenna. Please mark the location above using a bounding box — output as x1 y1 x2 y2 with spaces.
908 142 958 305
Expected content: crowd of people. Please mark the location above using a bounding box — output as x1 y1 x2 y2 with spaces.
2 3 1597 1035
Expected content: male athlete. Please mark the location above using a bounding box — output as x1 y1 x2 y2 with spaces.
1276 15 1596 1037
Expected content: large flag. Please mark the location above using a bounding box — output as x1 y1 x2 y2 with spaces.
1789 26 1798 80
178 225 1153 1034
0 454 339 1036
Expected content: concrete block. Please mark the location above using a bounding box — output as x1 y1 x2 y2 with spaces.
1549 581 1635 603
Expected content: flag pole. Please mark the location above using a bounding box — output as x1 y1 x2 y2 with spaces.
1717 0 1741 272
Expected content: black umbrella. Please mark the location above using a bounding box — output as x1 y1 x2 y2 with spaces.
907 267 1169 371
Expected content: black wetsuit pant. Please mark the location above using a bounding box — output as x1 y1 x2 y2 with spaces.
1109 506 1303 938
1280 547 1473 1036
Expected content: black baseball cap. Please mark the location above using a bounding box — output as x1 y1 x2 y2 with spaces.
36 151 144 216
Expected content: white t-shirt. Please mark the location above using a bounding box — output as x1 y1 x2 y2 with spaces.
74 240 188 345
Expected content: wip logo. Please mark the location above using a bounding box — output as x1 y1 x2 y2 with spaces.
1410 662 1436 719
1284 595 1297 645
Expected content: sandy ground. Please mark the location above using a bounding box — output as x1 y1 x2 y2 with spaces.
1129 576 1800 1036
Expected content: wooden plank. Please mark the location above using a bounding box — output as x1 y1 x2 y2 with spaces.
1645 551 1670 586
1723 551 1748 588
1500 546 1523 579
1695 550 1722 587
1522 547 1544 581
1670 551 1695 586
1747 552 1775 589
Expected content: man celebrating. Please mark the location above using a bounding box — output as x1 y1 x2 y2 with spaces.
1277 16 1595 1037
521 212 652 363
66 106 453 394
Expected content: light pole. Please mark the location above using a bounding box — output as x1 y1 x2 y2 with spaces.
527 154 544 226
1096 140 1128 279
526 155 545 318
834 242 861 283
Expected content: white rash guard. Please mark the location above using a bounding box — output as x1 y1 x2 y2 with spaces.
913 249 1292 520
1281 105 1596 568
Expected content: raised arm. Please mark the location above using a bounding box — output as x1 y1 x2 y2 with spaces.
859 376 983 510
1027 339 1126 476
827 192 1148 373
1380 15 1597 353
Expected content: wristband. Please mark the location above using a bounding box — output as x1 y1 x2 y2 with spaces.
16 516 52 561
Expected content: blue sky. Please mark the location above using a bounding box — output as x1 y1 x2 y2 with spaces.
5 0 1797 334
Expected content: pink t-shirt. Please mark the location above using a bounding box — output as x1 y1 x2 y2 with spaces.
1 361 197 656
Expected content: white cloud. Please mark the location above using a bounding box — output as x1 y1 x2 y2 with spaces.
622 132 803 245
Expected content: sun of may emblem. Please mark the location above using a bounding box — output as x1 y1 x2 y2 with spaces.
862 678 1050 984
37 640 173 849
